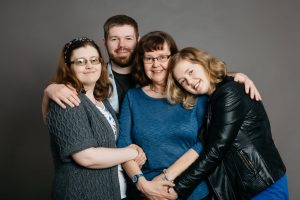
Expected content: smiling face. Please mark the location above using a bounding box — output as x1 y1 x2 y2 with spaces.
173 59 211 95
143 42 171 86
105 25 138 67
70 45 101 90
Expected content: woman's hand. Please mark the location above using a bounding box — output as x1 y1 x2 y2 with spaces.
152 173 172 198
152 173 165 181
136 178 177 200
128 144 147 168
167 188 178 198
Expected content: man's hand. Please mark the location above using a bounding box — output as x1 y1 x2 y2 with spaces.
232 73 262 101
42 84 80 123
45 83 80 108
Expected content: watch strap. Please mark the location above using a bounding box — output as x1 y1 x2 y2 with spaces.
132 173 144 183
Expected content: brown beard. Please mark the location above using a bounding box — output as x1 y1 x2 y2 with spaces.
109 49 136 68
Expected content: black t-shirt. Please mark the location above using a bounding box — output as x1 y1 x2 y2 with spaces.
112 71 135 107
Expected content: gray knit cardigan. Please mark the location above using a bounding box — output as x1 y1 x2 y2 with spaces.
46 93 120 200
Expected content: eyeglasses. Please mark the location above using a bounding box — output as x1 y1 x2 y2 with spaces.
143 55 171 64
70 57 101 66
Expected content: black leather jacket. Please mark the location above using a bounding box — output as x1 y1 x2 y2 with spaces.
174 77 286 200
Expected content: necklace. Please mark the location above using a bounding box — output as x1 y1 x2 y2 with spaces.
149 84 166 95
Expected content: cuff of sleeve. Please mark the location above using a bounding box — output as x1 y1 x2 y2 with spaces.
61 139 98 161
192 142 203 153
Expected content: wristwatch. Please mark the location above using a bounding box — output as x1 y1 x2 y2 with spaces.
132 173 144 184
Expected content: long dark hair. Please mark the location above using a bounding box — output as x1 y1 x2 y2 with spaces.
53 37 112 100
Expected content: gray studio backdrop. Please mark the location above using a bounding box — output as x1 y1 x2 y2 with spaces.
0 0 299 199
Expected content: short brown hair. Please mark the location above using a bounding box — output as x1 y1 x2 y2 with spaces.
53 37 112 101
103 15 139 40
132 31 178 86
167 47 227 108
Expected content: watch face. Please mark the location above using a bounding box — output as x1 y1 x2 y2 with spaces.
132 176 138 183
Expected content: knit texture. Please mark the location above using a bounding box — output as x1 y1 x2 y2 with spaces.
47 93 120 200
117 88 209 200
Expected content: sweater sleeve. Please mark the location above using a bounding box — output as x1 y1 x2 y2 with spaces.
191 95 208 153
174 83 251 198
46 101 98 162
117 92 133 148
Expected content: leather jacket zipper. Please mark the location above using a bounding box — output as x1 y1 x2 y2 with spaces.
238 151 256 174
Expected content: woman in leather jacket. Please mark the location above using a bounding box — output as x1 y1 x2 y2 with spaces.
166 47 288 200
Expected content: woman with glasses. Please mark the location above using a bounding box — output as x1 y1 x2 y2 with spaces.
117 31 210 200
46 37 146 200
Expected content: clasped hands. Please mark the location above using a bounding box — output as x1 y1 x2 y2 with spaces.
128 144 147 168
136 173 178 200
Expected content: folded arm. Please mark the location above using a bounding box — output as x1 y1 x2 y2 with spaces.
72 146 137 169
46 100 136 170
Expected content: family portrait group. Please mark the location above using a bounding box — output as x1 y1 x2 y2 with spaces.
42 14 288 200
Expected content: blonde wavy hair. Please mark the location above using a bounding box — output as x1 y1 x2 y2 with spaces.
167 47 227 109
